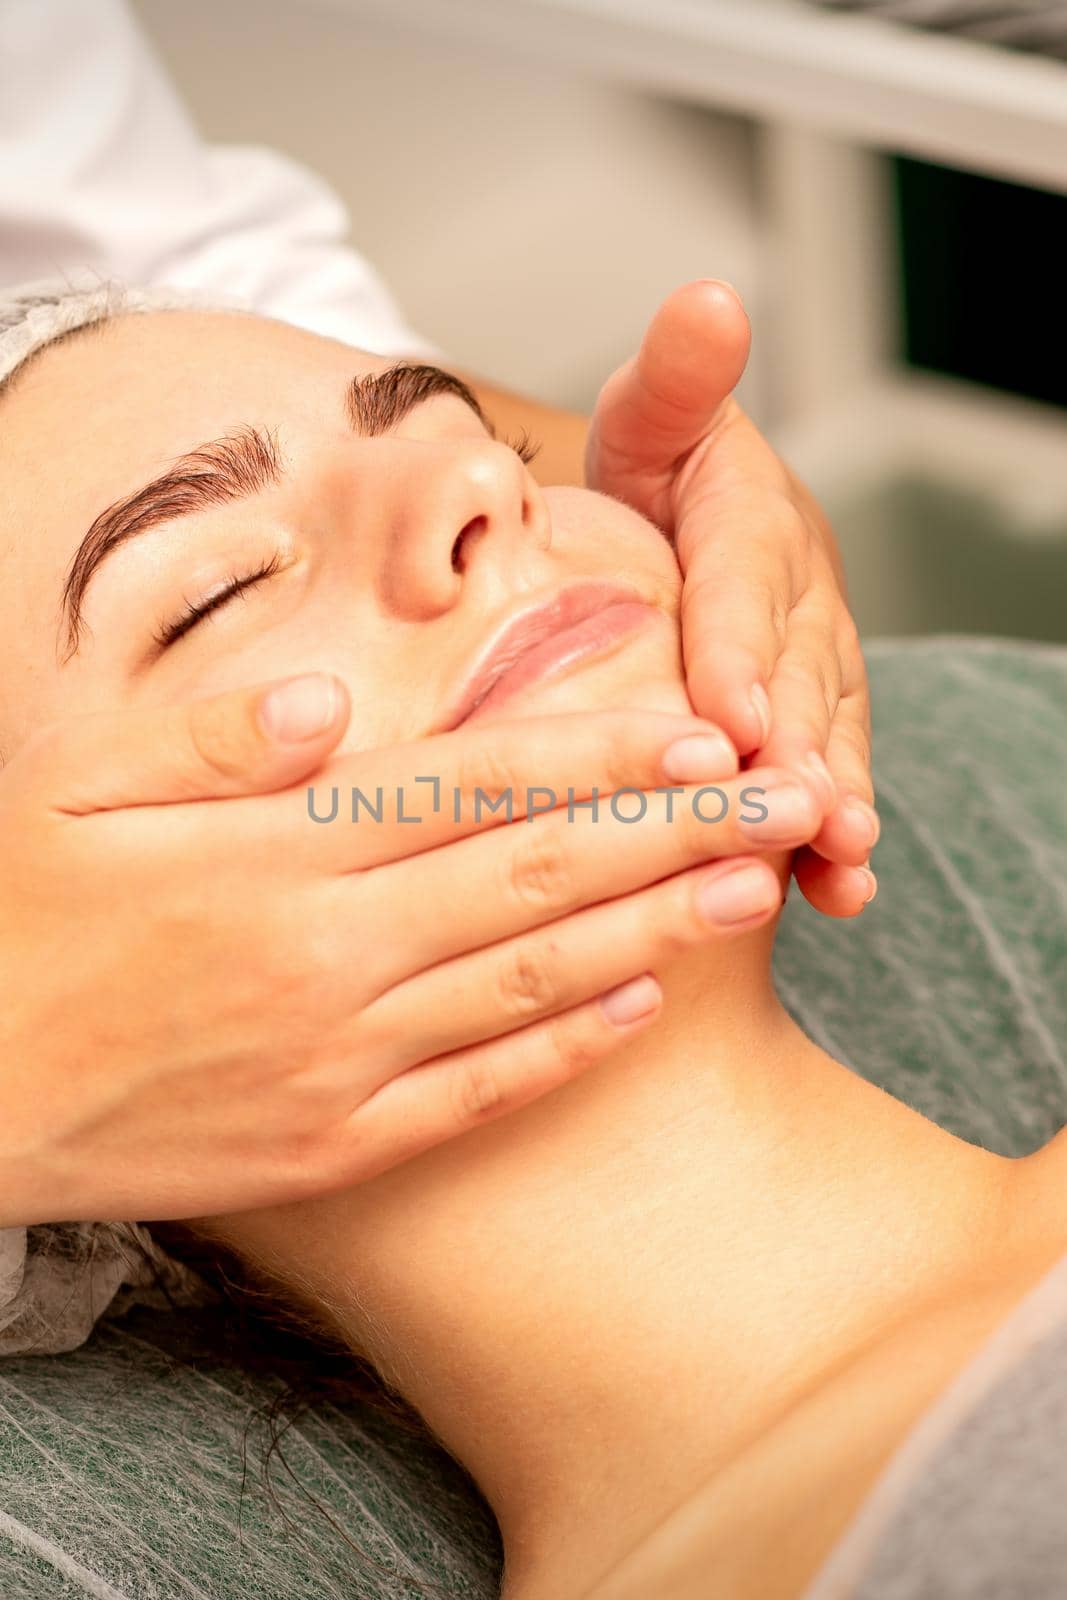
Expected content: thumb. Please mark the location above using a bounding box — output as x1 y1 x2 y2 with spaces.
21 672 351 815
587 279 751 492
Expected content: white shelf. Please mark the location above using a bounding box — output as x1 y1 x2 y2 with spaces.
332 0 1067 192
775 371 1067 534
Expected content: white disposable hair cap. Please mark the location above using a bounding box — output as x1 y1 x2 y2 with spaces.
0 273 250 391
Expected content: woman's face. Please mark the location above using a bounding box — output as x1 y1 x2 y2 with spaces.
0 310 692 755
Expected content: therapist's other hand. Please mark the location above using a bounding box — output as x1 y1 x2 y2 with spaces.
0 671 810 1228
585 280 877 920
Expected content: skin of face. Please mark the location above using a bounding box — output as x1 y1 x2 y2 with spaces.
0 308 705 761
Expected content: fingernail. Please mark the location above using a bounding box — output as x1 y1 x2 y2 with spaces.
600 974 662 1026
259 674 341 742
856 866 878 905
696 277 741 302
803 751 837 809
662 732 737 782
738 782 818 842
697 863 780 925
750 684 771 747
843 796 881 850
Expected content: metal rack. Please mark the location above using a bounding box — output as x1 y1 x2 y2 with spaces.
811 1 1067 63
336 0 1067 192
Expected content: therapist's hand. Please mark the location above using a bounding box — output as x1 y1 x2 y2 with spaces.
0 671 813 1229
585 280 878 919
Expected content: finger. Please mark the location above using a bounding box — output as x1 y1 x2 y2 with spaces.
806 689 879 866
367 854 785 1069
679 519 801 755
793 848 877 919
800 623 875 864
587 280 751 493
667 406 823 753
370 765 825 985
18 673 350 815
333 980 666 1182
273 707 740 874
756 599 844 814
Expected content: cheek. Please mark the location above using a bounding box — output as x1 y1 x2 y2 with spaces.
137 621 421 758
544 486 681 593
337 663 431 754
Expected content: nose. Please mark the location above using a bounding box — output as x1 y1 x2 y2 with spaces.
372 435 553 619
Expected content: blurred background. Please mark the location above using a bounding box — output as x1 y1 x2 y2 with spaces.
134 0 1067 643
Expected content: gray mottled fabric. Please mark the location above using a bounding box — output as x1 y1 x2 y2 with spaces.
806 1244 1067 1600
776 634 1067 1161
0 634 1064 1598
0 1305 502 1600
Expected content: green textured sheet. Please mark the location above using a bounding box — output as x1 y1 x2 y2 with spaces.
2 635 1065 1599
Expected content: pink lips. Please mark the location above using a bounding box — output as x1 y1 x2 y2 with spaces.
438 580 657 731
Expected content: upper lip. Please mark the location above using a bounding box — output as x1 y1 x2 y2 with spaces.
434 578 647 732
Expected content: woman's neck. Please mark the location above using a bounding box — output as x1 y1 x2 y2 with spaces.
207 935 1022 1599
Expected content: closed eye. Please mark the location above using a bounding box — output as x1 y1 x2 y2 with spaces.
150 426 538 652
153 552 284 650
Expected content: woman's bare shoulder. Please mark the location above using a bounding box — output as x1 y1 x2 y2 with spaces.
575 1221 1067 1600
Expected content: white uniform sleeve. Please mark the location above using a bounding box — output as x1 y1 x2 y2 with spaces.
1 0 445 359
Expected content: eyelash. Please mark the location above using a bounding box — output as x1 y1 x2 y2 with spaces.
504 429 543 467
153 553 284 649
153 432 542 649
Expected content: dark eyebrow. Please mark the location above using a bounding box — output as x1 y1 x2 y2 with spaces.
345 361 494 439
59 361 493 661
59 425 282 661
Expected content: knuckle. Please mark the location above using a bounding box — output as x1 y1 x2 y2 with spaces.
598 711 651 793
771 594 790 643
189 697 255 781
697 568 778 628
680 564 727 617
456 739 519 816
497 944 560 1017
812 658 836 721
775 651 816 696
280 1123 352 1197
835 611 864 663
671 916 708 959
255 915 343 1022
507 829 576 913
777 654 832 725
550 1014 603 1077
655 917 695 961
454 1055 508 1123
760 489 807 536
835 705 871 755
776 504 815 568
678 783 732 858
836 719 873 778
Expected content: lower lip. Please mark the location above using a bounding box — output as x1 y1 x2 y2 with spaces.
460 600 657 725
